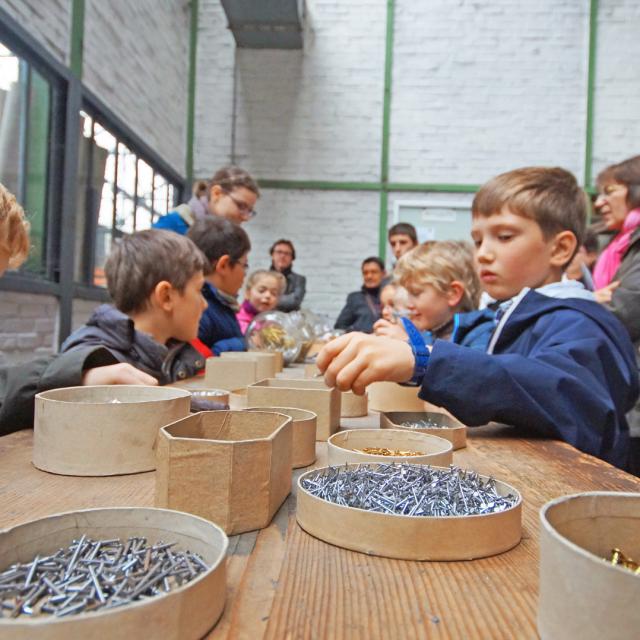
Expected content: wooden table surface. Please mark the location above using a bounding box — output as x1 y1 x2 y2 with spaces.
1 398 639 638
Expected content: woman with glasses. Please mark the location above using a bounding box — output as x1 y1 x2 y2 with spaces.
154 166 260 235
269 239 307 312
592 154 640 474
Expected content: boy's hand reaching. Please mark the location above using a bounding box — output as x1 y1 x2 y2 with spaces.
373 318 409 340
82 363 158 386
316 332 414 396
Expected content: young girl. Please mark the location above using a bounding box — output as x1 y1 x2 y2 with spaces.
237 270 286 333
375 241 493 349
379 282 410 323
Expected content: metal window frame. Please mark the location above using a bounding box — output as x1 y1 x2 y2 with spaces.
0 5 187 344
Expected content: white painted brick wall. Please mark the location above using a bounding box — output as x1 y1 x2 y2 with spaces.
3 0 70 64
231 0 386 181
390 0 589 185
592 0 640 178
245 189 380 321
193 0 236 175
83 0 190 175
0 292 58 364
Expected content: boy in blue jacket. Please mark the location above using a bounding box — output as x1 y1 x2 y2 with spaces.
318 167 639 468
187 217 251 355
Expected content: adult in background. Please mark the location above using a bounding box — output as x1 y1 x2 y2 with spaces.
591 154 640 473
388 222 418 263
269 239 306 311
335 257 386 333
153 166 259 235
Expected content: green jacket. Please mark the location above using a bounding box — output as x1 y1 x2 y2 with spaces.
0 347 117 436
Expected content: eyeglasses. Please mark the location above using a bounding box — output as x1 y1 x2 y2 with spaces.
224 190 257 219
597 184 626 198
273 249 293 257
236 259 249 271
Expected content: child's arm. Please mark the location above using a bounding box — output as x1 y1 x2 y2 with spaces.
0 347 155 436
318 332 414 396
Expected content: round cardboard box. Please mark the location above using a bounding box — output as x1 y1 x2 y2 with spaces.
33 386 191 476
340 392 368 418
380 411 467 450
297 464 522 561
538 492 640 640
0 507 228 640
245 406 317 468
328 429 452 466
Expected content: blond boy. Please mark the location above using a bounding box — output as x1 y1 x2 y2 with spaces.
319 168 639 467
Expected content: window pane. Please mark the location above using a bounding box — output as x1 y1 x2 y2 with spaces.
0 43 52 276
115 144 135 234
135 158 154 230
93 121 117 286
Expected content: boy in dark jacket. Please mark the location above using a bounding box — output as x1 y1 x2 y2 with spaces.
0 183 156 437
318 167 639 468
187 217 251 355
62 230 209 383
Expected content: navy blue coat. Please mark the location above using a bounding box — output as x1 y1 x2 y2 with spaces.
420 291 639 468
199 283 245 355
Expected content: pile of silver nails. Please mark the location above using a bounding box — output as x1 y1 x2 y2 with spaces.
400 418 448 429
0 536 208 619
301 464 518 517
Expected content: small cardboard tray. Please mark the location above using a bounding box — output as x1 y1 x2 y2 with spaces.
33 386 191 476
367 382 427 412
155 411 292 535
538 492 640 640
327 429 453 466
341 391 368 418
296 464 522 560
247 378 341 441
228 387 248 409
220 351 279 379
0 507 227 640
166 379 229 404
245 406 317 468
380 411 467 450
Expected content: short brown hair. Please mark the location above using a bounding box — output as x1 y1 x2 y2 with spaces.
395 241 480 312
472 167 587 245
596 155 640 210
0 183 30 268
188 217 251 266
270 239 296 260
209 166 260 198
105 229 207 314
388 222 418 245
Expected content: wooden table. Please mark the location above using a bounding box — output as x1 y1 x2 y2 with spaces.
1 411 639 638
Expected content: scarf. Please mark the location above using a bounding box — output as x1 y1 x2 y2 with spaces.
213 286 240 312
240 299 258 316
593 208 640 289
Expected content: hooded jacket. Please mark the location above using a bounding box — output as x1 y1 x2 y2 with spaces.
419 284 639 468
152 196 209 236
60 305 206 383
0 347 117 436
198 283 246 355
